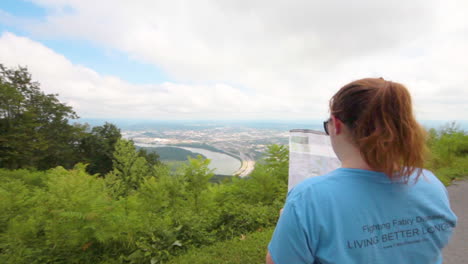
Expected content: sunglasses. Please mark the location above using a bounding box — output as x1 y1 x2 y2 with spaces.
323 118 331 135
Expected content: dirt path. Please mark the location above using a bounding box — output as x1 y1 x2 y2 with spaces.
443 180 468 264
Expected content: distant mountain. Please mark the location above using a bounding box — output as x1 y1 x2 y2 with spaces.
75 118 468 131
74 118 324 131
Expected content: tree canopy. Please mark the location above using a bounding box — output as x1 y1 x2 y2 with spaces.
0 64 158 173
0 64 83 170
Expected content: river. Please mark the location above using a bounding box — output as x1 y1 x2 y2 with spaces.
134 143 242 175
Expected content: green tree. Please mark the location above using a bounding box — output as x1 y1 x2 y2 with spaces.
183 155 214 213
80 122 122 175
247 163 286 205
263 144 289 184
0 64 84 170
137 148 161 173
106 139 153 197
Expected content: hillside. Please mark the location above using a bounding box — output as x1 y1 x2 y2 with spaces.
138 146 206 161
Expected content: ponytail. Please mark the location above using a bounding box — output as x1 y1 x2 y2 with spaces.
330 78 427 181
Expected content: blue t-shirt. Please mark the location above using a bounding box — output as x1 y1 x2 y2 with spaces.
268 168 457 264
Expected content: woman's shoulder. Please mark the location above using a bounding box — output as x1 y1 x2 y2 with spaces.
287 168 447 202
289 168 381 192
286 169 345 201
410 169 449 195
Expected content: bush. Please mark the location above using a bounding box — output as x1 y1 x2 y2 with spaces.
426 122 468 185
0 144 288 263
166 228 274 264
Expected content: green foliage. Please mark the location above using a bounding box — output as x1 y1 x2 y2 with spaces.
0 143 289 263
0 164 119 263
0 65 126 174
136 148 160 167
166 228 274 264
0 169 48 188
425 122 468 185
163 160 187 173
80 122 123 175
105 139 154 197
183 156 215 212
247 164 287 204
262 144 289 184
0 64 84 170
211 200 281 241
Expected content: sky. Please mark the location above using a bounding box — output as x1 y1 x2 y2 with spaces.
0 0 467 121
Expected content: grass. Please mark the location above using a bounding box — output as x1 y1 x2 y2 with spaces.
429 156 468 186
166 228 274 264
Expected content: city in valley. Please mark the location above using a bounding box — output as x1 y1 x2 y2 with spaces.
122 124 293 177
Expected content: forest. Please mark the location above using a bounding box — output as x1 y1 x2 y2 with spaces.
0 64 467 263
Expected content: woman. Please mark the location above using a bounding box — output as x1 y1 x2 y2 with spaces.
267 78 457 264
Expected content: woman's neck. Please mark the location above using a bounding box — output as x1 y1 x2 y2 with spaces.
339 147 374 171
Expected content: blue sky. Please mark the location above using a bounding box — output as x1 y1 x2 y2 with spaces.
1 0 46 17
0 0 168 84
0 0 467 121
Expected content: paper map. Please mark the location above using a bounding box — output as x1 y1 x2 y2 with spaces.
288 129 341 191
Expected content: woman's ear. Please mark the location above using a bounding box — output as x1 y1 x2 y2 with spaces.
331 115 342 135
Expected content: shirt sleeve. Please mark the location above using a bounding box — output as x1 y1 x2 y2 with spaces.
268 200 315 264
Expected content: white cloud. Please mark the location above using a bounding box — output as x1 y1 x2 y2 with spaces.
0 32 296 120
1 0 468 120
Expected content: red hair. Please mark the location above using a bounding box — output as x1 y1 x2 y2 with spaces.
330 78 427 181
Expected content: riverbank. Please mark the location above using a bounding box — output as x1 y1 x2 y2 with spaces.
174 143 243 162
136 143 255 177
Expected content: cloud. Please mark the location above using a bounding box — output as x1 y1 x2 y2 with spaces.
0 32 297 120
1 0 468 120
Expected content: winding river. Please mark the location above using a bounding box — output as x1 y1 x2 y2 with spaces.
135 143 242 175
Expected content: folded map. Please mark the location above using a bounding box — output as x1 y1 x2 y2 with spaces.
288 129 341 191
